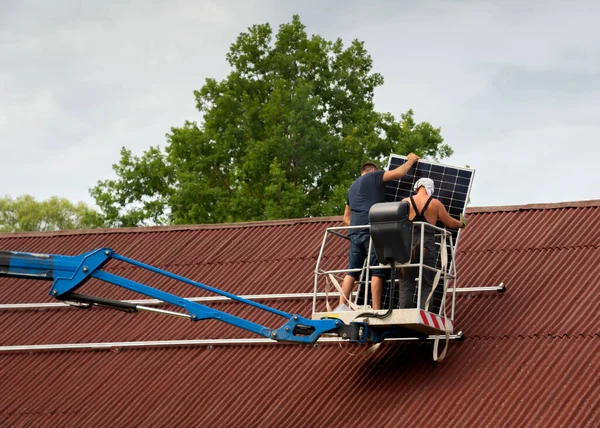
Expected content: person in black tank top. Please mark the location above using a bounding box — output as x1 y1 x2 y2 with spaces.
397 177 467 312
399 186 442 313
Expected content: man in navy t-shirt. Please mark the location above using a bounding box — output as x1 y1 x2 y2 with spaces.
338 153 420 311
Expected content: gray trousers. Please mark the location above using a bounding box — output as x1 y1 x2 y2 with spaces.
398 230 442 314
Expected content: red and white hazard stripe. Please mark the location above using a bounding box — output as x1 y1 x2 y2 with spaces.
420 310 453 331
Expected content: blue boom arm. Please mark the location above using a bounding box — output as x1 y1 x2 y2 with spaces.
0 248 363 344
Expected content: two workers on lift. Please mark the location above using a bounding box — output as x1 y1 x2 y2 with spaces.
337 153 468 313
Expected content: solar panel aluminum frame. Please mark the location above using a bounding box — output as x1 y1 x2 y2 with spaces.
384 154 476 254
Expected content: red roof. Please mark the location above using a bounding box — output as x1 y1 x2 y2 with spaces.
1 200 599 427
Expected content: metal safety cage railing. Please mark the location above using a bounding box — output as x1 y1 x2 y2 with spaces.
312 222 459 321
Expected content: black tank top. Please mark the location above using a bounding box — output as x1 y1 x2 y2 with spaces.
409 196 433 224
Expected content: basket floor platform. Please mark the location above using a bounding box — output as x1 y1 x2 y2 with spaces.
312 308 454 336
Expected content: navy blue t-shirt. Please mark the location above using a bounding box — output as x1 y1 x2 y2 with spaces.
346 170 385 235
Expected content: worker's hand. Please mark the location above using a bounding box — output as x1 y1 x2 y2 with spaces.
459 213 468 229
407 153 420 163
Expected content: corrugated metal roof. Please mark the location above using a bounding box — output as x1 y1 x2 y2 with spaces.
1 200 599 427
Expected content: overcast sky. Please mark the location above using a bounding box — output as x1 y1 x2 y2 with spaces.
1 0 598 210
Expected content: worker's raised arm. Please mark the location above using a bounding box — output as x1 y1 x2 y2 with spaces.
435 200 466 230
343 204 352 226
382 153 420 182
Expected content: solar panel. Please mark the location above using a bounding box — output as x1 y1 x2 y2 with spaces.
384 154 475 250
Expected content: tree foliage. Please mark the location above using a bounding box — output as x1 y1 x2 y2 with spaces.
91 15 452 227
0 195 106 232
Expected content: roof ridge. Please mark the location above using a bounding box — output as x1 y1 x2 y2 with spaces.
1 198 598 239
0 216 344 239
466 199 600 214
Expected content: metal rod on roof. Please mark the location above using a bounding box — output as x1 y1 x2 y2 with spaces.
135 305 190 318
0 332 465 353
0 283 504 312
323 264 456 277
449 283 506 293
0 292 348 311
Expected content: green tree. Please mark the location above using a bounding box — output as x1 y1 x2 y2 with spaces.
0 195 106 232
91 15 452 227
